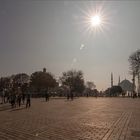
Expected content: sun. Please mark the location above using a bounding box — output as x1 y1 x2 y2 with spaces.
90 15 101 27
77 3 110 35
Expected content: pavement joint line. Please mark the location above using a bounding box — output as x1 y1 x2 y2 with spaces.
107 112 132 140
101 112 126 140
119 112 132 140
108 113 128 139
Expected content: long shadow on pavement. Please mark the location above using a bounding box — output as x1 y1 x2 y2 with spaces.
10 106 26 111
0 104 12 111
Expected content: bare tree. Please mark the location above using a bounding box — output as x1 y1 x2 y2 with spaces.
129 49 140 94
60 69 85 94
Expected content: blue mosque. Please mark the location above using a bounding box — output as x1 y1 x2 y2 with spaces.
110 73 135 96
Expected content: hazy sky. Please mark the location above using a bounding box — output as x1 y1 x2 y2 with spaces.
0 0 140 90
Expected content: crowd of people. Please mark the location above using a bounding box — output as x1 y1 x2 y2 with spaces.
0 87 31 108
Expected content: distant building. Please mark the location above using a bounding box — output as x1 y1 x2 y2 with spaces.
109 73 134 96
118 79 133 96
43 68 46 73
119 79 133 91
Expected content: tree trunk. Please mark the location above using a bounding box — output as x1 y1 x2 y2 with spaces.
132 72 136 97
138 72 140 94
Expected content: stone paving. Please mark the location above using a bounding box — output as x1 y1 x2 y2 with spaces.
0 97 140 140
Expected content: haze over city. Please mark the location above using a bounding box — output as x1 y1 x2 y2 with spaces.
0 0 140 90
0 1 140 140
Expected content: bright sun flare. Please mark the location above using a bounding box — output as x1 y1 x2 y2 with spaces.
80 5 109 34
90 15 101 27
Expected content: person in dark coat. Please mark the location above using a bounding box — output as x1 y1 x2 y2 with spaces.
26 92 31 108
70 89 74 100
11 94 16 108
45 89 49 102
22 93 25 104
17 87 22 107
17 94 22 107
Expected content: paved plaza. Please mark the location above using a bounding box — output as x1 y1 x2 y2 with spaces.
0 97 140 140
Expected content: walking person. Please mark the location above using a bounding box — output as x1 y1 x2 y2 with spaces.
26 88 31 108
22 93 25 104
17 87 22 107
26 94 31 108
67 86 71 100
45 92 49 102
17 94 22 107
45 88 49 102
2 88 6 104
11 93 16 108
70 89 74 100
71 92 74 100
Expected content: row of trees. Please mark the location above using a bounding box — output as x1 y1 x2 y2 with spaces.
0 69 98 97
1 50 139 97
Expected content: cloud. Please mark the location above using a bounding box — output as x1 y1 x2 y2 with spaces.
80 44 85 50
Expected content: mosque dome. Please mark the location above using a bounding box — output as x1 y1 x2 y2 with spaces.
119 79 133 91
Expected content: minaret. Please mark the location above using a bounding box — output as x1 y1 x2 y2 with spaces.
118 76 120 85
111 73 113 87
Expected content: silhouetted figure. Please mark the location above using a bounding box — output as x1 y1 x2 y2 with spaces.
133 91 137 98
26 93 31 108
122 92 125 97
22 93 25 104
11 94 16 108
17 94 22 107
70 91 74 100
45 89 49 101
45 93 49 101
2 89 6 104
16 87 22 107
